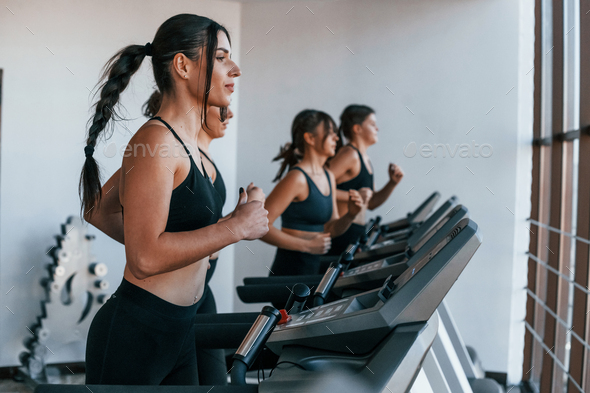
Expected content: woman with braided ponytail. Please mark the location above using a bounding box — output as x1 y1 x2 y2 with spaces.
79 14 268 385
87 100 250 386
260 109 367 276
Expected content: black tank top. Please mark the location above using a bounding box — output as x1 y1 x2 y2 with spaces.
199 148 227 206
281 167 333 232
151 117 223 233
197 150 226 288
337 145 374 191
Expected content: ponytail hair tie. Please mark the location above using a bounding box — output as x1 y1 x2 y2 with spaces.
84 145 95 158
144 42 153 57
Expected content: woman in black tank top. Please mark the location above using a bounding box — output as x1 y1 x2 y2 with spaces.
260 110 367 276
197 107 231 302
86 103 259 386
328 105 405 255
79 15 269 386
195 105 261 386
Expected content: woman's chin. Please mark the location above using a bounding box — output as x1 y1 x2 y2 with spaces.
209 96 231 108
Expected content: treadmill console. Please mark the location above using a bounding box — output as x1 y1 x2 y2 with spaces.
266 219 481 355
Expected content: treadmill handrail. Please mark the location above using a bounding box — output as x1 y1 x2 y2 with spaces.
406 198 459 250
407 191 441 224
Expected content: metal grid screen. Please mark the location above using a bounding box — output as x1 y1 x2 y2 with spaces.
522 0 590 392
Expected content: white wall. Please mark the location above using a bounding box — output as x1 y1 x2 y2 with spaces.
234 0 533 384
0 0 534 383
0 0 241 367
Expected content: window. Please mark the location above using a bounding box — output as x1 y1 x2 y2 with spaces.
523 1 590 392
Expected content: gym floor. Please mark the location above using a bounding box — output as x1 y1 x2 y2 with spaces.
0 367 85 393
0 373 527 393
0 379 36 393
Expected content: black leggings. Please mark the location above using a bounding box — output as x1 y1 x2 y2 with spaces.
270 248 321 276
195 258 228 386
328 223 366 256
85 278 199 385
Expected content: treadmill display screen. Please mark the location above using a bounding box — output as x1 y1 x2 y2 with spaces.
274 298 350 330
343 259 387 277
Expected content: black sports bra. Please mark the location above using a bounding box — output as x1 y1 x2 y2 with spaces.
151 117 223 232
199 148 227 206
337 145 374 191
281 167 333 232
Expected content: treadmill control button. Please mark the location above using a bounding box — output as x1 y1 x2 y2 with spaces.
277 309 292 325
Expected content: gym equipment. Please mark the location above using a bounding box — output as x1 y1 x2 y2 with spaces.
237 203 468 307
237 205 501 392
231 306 282 386
34 216 482 393
352 195 458 264
378 191 441 235
334 203 467 295
260 218 481 392
239 194 458 301
424 301 503 393
22 216 109 382
323 191 441 259
284 282 311 314
193 217 478 390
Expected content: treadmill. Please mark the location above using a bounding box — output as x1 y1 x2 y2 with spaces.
206 208 501 392
237 203 468 308
244 193 447 286
350 192 445 253
329 191 441 259
353 195 458 264
378 191 441 235
34 218 482 393
259 218 482 392
238 195 459 293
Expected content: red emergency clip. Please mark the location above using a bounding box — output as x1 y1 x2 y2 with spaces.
277 309 292 325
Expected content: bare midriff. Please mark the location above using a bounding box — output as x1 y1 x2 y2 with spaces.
123 256 209 307
281 226 323 241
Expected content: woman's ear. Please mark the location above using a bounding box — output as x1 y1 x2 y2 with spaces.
352 123 363 136
171 52 190 79
302 131 316 147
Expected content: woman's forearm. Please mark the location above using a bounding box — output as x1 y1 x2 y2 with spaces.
260 226 309 253
336 189 349 203
128 218 243 280
369 181 397 210
325 212 356 238
93 203 236 269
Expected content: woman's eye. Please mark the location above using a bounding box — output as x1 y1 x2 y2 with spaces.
216 57 225 61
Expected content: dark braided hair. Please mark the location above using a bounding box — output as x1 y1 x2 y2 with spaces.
272 109 336 182
336 104 375 152
80 14 230 220
142 90 163 118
